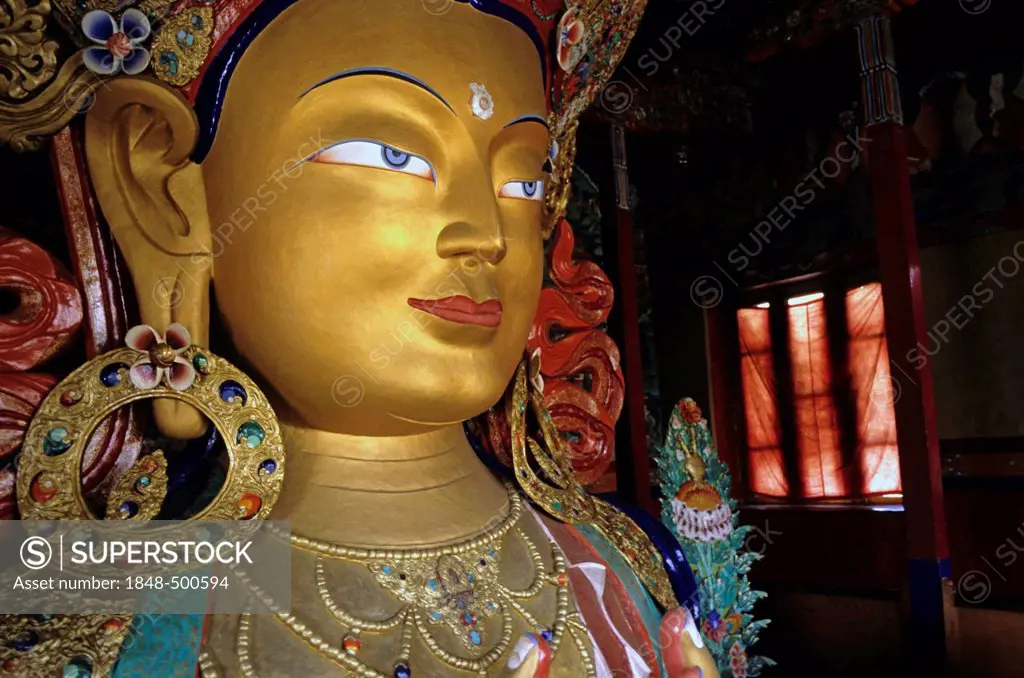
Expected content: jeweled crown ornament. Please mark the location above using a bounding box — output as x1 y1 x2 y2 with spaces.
3 0 648 232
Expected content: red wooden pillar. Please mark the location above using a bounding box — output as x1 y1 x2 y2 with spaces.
610 124 656 514
855 13 951 669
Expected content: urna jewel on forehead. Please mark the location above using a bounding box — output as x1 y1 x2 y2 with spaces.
54 0 647 226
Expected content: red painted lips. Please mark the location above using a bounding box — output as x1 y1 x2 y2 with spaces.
408 296 503 327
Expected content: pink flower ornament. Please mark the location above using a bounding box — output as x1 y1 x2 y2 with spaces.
125 324 196 391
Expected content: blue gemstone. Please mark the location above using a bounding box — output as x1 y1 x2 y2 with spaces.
427 578 438 590
393 663 411 678
219 380 248 405
118 501 138 518
63 657 93 678
382 565 392 575
540 628 553 641
100 363 128 387
258 459 277 476
469 630 482 645
12 631 37 651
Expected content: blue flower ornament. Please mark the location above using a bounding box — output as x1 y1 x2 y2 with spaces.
81 8 152 76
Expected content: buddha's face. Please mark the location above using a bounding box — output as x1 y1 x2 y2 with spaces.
202 0 548 434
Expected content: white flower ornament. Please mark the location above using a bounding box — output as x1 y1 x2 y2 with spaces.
470 83 494 121
125 323 196 391
81 8 152 76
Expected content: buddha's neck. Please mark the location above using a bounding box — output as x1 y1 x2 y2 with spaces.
270 422 510 547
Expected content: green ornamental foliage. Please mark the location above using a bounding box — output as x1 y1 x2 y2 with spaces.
656 398 774 677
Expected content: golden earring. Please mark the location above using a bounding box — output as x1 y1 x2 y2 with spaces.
509 352 680 610
18 323 284 521
508 354 598 522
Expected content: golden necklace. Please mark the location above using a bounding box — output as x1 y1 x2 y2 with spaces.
229 484 597 677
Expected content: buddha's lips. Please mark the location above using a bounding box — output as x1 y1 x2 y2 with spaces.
408 296 503 327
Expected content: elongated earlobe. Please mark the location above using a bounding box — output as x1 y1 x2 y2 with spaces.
85 76 214 439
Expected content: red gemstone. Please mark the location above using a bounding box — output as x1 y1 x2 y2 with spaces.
136 457 158 474
555 573 569 586
342 635 361 653
2 659 19 673
30 474 57 504
60 390 81 406
238 493 262 519
101 617 124 635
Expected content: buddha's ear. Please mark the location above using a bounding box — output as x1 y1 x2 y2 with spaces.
85 76 212 439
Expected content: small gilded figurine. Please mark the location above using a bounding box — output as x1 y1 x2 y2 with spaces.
2 0 724 676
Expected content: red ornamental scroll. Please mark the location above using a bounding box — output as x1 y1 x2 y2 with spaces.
0 227 85 517
0 227 83 371
484 219 624 486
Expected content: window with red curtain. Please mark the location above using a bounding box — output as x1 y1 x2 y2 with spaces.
736 283 902 502
737 307 788 497
846 284 902 496
788 294 847 498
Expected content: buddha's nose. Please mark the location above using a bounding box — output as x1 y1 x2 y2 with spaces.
436 221 508 265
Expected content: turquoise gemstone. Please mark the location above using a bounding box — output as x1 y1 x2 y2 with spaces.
192 353 210 374
135 476 151 490
63 657 92 678
382 565 392 575
236 421 265 449
430 611 442 621
469 630 482 645
44 427 71 456
428 578 438 591
159 52 179 75
552 501 563 512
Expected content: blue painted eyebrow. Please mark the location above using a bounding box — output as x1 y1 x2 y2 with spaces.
504 114 549 129
298 67 455 114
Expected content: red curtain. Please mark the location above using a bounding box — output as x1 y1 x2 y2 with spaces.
846 283 903 495
737 308 788 497
788 298 846 498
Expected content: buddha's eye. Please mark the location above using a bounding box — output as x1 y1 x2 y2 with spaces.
499 180 545 201
310 140 434 181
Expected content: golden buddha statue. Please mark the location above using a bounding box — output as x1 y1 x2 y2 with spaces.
1 0 723 676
